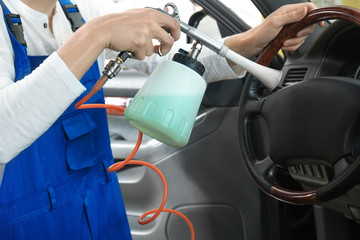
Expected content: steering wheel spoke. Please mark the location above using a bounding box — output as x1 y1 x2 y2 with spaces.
244 155 277 192
243 98 264 116
253 156 276 181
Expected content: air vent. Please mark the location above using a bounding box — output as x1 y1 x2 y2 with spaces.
288 164 333 185
283 68 308 86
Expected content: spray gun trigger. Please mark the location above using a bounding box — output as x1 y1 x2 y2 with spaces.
148 2 180 20
164 2 179 20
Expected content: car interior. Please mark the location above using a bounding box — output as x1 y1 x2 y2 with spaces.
104 0 360 239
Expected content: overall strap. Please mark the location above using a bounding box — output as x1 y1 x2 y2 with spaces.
0 1 31 81
58 0 101 76
58 0 85 32
0 0 86 81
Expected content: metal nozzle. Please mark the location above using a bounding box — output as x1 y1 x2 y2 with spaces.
188 41 202 59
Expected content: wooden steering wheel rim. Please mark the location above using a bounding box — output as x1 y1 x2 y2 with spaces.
257 6 360 67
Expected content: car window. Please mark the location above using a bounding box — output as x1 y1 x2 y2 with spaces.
218 0 263 27
311 0 360 8
194 0 262 41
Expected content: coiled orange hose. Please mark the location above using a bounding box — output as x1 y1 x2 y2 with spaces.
75 74 195 240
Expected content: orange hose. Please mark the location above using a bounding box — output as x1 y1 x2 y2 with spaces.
75 74 195 240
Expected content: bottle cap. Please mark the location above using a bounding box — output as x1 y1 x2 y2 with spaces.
172 49 205 76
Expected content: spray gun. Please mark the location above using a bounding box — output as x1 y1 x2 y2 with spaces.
102 2 283 148
104 2 282 89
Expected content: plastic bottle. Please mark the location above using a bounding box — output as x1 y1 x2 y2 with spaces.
124 49 206 147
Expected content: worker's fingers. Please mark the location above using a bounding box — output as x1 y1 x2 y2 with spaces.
102 8 180 60
296 24 316 38
282 37 306 51
152 27 176 56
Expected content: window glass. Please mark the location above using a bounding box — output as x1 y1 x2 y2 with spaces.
218 0 263 27
195 0 262 40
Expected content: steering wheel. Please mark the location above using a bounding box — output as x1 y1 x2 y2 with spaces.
238 6 360 204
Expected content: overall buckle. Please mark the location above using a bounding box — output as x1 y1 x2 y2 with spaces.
6 13 26 46
62 4 84 32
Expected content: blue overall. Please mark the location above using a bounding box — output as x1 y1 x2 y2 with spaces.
0 1 132 239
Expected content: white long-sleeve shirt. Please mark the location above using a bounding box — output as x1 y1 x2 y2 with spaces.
0 0 243 173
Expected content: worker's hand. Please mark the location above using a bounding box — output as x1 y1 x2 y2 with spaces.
98 8 180 60
224 2 323 60
58 8 180 79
